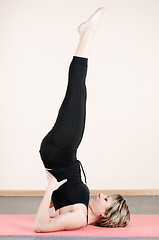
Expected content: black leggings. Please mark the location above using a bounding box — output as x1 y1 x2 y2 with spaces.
39 56 88 169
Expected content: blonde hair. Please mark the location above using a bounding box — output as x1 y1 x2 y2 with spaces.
93 194 130 228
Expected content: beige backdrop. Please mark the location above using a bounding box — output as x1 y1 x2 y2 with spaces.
1 0 159 191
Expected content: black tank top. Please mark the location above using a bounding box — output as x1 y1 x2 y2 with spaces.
48 160 90 226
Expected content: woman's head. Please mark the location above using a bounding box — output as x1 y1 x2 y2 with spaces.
89 193 130 227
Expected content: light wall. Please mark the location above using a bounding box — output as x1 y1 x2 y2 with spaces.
1 0 159 191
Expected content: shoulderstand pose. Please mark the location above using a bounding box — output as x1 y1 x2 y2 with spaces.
34 7 130 233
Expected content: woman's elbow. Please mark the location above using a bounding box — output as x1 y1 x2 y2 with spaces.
34 220 51 233
34 227 42 233
34 224 51 233
34 224 44 233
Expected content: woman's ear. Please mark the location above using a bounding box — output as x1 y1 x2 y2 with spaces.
100 212 107 218
100 213 105 217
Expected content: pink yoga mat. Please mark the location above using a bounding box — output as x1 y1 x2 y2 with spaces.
0 214 159 237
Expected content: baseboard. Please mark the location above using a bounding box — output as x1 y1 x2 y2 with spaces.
0 189 159 196
90 189 159 196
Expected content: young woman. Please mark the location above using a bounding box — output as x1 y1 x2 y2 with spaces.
34 7 130 233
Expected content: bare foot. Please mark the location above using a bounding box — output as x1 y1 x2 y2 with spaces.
78 7 105 36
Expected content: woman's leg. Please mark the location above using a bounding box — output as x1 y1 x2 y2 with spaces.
39 7 105 169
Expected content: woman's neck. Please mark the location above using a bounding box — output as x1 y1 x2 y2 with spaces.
87 205 99 225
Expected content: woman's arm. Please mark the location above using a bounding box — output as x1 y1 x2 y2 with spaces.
49 206 60 218
35 210 86 232
49 199 59 217
34 186 54 230
34 170 67 230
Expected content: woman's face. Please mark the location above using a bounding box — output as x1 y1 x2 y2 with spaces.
89 193 115 217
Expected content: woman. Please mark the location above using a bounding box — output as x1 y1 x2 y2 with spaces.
34 7 130 233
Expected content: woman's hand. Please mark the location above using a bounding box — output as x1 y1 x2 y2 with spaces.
45 169 67 191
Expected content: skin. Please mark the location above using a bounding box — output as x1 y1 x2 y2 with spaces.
87 193 115 224
89 193 114 215
74 7 105 58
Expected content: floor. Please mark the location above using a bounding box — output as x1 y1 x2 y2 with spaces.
0 195 159 240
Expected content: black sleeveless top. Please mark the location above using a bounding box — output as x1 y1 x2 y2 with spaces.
47 160 90 226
